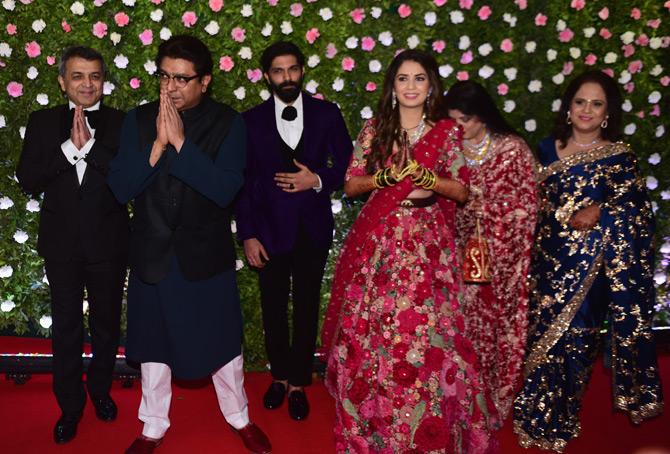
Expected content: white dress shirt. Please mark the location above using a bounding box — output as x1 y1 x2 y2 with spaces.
273 93 322 191
61 100 99 184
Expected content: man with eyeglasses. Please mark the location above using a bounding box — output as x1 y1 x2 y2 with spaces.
16 46 128 444
108 35 271 454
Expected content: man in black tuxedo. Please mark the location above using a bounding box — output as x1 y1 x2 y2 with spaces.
16 46 128 444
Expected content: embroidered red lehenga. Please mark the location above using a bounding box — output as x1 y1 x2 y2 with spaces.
321 118 496 454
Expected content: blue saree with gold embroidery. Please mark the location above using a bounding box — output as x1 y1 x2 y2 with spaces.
513 137 663 452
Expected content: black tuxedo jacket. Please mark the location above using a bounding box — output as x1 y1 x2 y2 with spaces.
16 104 129 262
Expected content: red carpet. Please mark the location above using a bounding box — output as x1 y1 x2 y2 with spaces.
1 337 668 454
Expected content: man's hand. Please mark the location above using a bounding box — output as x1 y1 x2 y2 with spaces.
569 204 600 230
71 106 92 150
244 238 269 268
162 92 185 152
274 160 319 192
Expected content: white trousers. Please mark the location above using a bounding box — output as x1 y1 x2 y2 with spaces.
138 355 249 439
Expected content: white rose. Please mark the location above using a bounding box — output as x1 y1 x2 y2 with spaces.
552 73 565 85
648 91 661 104
103 81 115 95
233 87 246 100
524 119 537 132
110 32 122 45
318 8 333 21
369 60 382 73
259 89 271 101
646 175 658 190
503 13 517 27
70 1 84 15
281 21 293 35
26 199 40 212
39 315 53 329
556 19 566 31
551 99 562 112
238 47 252 60
603 52 618 64
654 272 667 285
0 300 15 312
235 260 244 271
378 31 393 46
13 230 28 244
261 23 272 37
332 78 344 92
525 41 537 53
650 65 663 77
621 99 632 112
618 70 632 84
0 265 13 278
160 28 172 41
528 80 542 93
36 93 49 105
569 47 581 59
407 35 419 49
450 11 464 24
307 55 320 68
0 115 5 128
458 35 470 50
305 80 318 94
32 19 46 33
204 21 220 36
656 125 665 137
439 64 453 78
648 153 661 165
583 27 595 38
331 199 342 214
82 300 89 314
478 65 494 79
150 9 163 22
649 37 662 49
230 221 237 234
122 0 136 6
2 0 15 12
114 54 128 69
345 37 358 49
624 123 636 135
241 4 253 17
0 196 14 209
662 191 670 200
620 31 635 45
425 12 437 26
478 43 492 56
27 66 38 79
144 60 157 75
19 126 25 139
504 67 517 81
546 49 557 61
0 42 12 58
371 7 382 19
360 106 373 119
503 100 516 113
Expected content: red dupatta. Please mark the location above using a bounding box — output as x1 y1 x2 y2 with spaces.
320 118 464 357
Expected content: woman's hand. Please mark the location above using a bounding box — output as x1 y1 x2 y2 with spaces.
569 204 600 230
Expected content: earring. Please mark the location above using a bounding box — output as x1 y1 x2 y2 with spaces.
601 116 608 129
426 88 433 109
392 91 397 109
566 111 572 125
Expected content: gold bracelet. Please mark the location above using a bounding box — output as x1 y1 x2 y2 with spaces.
373 169 383 189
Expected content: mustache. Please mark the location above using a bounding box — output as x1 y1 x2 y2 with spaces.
277 80 300 90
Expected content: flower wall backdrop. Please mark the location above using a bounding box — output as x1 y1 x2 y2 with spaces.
0 0 669 367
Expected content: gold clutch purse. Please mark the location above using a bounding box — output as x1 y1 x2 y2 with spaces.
462 218 492 284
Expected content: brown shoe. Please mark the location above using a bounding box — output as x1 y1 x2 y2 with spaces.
233 422 272 454
125 435 163 454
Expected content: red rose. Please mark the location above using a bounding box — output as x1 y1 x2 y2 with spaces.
373 271 389 287
348 378 369 405
444 366 457 385
392 342 409 359
425 244 441 260
424 347 445 371
397 309 424 334
355 318 369 335
454 334 478 365
354 273 366 286
414 416 449 451
405 240 416 252
393 360 418 386
387 215 399 227
398 268 411 281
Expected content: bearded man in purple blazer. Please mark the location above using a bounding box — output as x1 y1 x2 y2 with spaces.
236 41 352 421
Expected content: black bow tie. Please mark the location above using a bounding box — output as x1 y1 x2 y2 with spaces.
281 105 298 121
68 108 101 129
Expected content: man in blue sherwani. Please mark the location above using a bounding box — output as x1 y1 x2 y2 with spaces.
235 41 352 421
107 35 271 454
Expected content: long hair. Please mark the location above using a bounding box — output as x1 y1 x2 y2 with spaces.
554 70 622 148
443 80 517 136
366 50 445 174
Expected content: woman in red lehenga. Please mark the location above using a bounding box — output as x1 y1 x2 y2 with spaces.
321 50 497 454
445 81 538 424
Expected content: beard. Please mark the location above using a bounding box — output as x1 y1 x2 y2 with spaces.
271 78 302 103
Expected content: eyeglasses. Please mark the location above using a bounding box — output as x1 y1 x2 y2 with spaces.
155 71 200 88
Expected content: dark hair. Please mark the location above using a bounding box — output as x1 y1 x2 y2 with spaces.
554 70 622 147
444 80 517 136
366 49 445 174
155 35 213 76
59 46 106 77
260 41 305 74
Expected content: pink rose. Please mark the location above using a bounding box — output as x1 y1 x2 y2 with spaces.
570 0 585 11
628 60 643 74
661 76 670 87
350 8 365 24
129 78 141 89
636 110 645 119
151 0 163 4
622 44 635 58
459 0 473 9
497 83 508 95
432 40 446 53
267 0 278 6
562 61 574 75
584 53 597 66
361 36 375 52
601 68 614 77
326 43 337 59
342 57 355 72
312 93 324 100
46 55 56 65
456 71 469 81
209 0 223 12
599 28 612 39
598 7 609 20
6 24 17 35
665 1 670 11
6 81 23 98
94 0 107 5
139 29 153 46
231 27 246 42
398 4 412 18
246 68 262 83
92 21 108 38
219 56 234 72
305 27 320 44
635 34 649 46
650 105 660 117
647 19 661 29
624 82 635 94
434 0 447 6
558 28 574 43
365 82 376 91
630 8 641 20
535 13 547 26
25 41 41 58
477 6 492 20
290 3 303 17
500 38 513 53
61 20 71 33
182 11 197 27
515 0 527 9
114 12 130 27
460 50 473 64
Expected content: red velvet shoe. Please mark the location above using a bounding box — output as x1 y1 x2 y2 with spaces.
232 422 272 454
125 435 163 454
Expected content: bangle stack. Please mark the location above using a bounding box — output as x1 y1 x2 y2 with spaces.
373 167 399 189
412 166 438 190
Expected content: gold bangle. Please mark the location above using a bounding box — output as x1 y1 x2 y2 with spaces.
373 169 383 189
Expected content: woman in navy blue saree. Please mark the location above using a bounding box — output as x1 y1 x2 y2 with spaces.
513 71 663 452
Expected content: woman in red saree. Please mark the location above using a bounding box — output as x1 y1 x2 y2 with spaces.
445 81 538 424
321 50 496 454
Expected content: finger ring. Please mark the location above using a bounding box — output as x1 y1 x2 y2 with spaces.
289 183 295 189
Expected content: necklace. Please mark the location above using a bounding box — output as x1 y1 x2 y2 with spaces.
401 113 426 146
571 136 600 148
463 132 492 164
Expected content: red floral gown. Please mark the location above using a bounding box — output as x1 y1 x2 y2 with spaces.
322 119 496 454
455 134 537 423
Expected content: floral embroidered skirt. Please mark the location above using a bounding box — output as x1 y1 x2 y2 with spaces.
326 204 494 454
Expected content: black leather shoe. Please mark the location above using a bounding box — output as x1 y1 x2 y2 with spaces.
53 413 81 444
263 382 286 409
92 395 118 422
288 389 309 421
